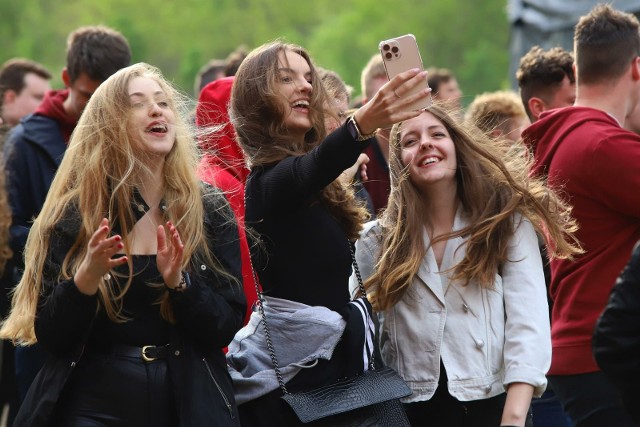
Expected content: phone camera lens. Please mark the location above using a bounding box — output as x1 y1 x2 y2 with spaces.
385 52 392 59
391 46 399 53
383 44 390 51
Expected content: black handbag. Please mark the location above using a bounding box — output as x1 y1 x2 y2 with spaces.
253 244 412 426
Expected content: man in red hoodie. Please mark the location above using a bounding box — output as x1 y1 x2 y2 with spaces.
3 25 131 408
522 5 640 426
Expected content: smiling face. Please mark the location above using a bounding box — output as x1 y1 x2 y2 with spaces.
275 49 313 141
127 76 176 158
397 111 457 193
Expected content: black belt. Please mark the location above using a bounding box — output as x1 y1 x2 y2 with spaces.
93 344 172 362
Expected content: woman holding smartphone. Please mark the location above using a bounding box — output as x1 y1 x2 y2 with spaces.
225 41 430 426
1 63 246 426
351 105 581 427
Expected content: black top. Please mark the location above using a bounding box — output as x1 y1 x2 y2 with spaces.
35 185 246 357
19 185 246 427
87 255 170 348
593 241 640 424
245 122 369 311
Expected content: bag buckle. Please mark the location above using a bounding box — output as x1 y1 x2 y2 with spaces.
141 345 157 362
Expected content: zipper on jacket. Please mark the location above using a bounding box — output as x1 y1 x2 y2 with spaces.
202 358 234 418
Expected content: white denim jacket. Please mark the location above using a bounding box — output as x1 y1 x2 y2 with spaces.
350 212 551 403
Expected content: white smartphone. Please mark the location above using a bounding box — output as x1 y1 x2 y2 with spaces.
379 34 431 110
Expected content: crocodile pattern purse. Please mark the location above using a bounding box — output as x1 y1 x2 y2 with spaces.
254 244 411 426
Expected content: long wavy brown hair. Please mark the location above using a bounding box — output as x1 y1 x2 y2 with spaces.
366 104 582 311
0 63 235 345
229 40 368 239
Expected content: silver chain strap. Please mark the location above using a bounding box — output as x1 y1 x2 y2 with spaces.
251 241 371 395
250 262 289 394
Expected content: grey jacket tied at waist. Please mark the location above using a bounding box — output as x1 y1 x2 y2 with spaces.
226 296 347 405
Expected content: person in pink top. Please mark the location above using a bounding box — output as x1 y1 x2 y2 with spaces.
522 4 640 426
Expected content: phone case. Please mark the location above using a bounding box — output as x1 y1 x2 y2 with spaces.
379 34 431 111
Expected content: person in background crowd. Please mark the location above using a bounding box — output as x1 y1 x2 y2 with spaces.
593 241 640 425
1 56 52 426
3 25 132 407
195 76 257 324
464 90 530 143
193 45 248 98
0 58 51 144
0 150 15 425
194 59 228 97
318 66 374 215
358 54 392 215
0 62 245 427
427 67 464 113
516 44 577 427
522 4 640 426
516 46 576 123
352 105 580 427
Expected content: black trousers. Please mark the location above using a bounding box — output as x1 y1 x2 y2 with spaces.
52 350 177 427
549 372 637 427
403 385 506 427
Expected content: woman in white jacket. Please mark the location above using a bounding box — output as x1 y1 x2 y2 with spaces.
352 105 580 427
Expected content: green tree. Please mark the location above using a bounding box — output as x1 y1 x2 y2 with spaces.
0 0 510 102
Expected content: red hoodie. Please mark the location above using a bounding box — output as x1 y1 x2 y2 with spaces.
35 89 76 142
196 77 257 324
522 106 640 375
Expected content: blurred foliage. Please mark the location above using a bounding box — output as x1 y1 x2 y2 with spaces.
0 0 510 103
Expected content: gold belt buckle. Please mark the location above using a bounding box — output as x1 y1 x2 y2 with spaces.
141 345 157 362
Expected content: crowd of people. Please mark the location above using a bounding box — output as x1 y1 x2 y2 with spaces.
0 3 639 427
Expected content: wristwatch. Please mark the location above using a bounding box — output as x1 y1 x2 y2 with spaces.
346 115 377 141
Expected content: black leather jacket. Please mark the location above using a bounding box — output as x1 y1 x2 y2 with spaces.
593 241 640 424
15 185 246 427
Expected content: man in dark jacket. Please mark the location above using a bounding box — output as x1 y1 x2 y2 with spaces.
3 25 131 407
593 242 640 425
0 56 52 427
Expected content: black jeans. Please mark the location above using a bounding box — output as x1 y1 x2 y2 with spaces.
52 350 177 427
549 372 637 427
403 385 506 427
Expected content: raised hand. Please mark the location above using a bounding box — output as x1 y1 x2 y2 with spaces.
341 153 370 184
353 68 431 134
156 221 185 289
74 218 127 295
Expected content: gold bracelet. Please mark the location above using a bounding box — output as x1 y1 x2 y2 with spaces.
347 116 377 141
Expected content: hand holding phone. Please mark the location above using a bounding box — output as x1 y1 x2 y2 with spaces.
379 34 431 111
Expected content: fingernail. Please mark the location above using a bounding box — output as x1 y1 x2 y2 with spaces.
117 243 124 249
115 236 121 241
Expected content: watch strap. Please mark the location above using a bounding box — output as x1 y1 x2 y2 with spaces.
348 115 377 141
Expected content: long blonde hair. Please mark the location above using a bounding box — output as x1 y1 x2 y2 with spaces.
1 63 229 345
366 105 581 311
230 41 368 239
